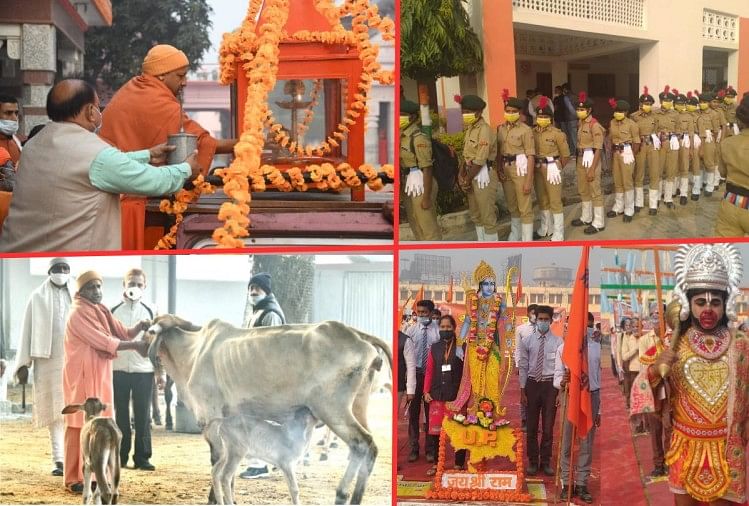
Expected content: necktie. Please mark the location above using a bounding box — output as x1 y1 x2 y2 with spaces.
533 334 546 379
419 326 429 368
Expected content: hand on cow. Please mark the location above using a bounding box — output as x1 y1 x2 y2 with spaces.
423 392 433 403
148 143 176 165
138 319 151 333
134 340 149 358
157 375 165 390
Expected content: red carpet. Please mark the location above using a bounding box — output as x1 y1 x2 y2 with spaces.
397 366 600 504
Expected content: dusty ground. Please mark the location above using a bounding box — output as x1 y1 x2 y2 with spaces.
0 391 392 505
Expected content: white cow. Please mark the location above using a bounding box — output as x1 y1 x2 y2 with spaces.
145 315 392 505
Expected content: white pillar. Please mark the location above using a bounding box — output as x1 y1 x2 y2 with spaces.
551 60 568 89
727 49 739 87
437 76 463 134
364 106 380 165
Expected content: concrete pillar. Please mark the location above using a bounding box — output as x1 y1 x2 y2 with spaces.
480 0 517 126
437 76 463 133
551 60 568 89
364 105 380 164
727 49 739 88
20 24 56 135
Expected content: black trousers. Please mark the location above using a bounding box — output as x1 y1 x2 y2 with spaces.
113 371 154 466
525 378 558 466
408 370 427 452
426 434 466 467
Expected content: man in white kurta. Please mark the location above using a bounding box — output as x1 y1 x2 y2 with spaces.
14 258 75 476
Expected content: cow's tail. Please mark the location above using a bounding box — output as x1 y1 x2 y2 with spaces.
357 331 393 388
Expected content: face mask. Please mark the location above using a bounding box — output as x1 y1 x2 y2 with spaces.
725 97 735 105
699 103 709 110
537 321 550 333
576 110 588 120
675 104 686 112
463 113 478 126
399 115 410 129
50 273 69 286
641 104 652 113
686 104 698 112
613 112 626 121
0 120 18 136
125 286 143 301
439 330 455 340
418 316 431 326
536 117 551 128
504 112 520 123
661 101 674 110
250 294 265 306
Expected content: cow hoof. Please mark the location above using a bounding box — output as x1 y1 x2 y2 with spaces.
335 491 348 504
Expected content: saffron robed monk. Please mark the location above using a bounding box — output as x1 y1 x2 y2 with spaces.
100 44 238 251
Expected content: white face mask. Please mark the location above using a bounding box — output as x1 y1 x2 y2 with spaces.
0 120 18 136
92 107 103 134
49 273 69 286
250 294 265 306
125 286 143 301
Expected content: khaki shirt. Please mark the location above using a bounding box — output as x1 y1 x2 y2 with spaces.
399 121 432 170
711 107 727 131
656 109 679 134
676 111 695 135
497 121 535 158
724 103 737 124
534 125 570 158
463 117 496 166
696 110 720 137
631 110 658 137
577 116 605 149
721 129 749 188
609 117 640 145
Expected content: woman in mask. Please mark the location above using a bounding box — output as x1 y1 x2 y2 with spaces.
423 315 466 476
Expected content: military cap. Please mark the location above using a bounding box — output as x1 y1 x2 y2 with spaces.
576 91 593 108
658 85 675 102
454 94 486 111
639 86 655 104
400 99 419 114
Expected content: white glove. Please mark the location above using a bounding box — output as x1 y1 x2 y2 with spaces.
474 164 490 189
651 134 661 150
692 134 701 150
622 144 635 164
515 154 528 176
581 149 594 168
682 134 690 149
669 135 680 151
717 129 723 143
405 168 424 197
733 123 740 136
546 160 562 185
705 129 713 143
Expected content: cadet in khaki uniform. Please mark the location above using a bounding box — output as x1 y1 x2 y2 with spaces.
715 93 749 236
694 91 722 199
655 86 679 207
673 91 696 206
456 94 499 242
399 99 442 241
532 96 570 241
710 91 729 190
607 99 640 222
571 91 606 234
497 91 536 242
631 87 661 215
722 86 740 139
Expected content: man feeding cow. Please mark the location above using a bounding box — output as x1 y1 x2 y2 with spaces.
143 314 392 505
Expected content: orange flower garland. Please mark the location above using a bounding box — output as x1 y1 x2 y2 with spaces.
155 176 215 250
296 79 322 140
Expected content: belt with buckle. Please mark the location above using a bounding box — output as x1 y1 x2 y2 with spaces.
641 135 653 145
536 156 560 166
503 155 517 163
612 143 632 151
529 376 554 383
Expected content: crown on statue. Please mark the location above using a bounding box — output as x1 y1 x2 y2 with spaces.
683 246 730 292
473 260 497 285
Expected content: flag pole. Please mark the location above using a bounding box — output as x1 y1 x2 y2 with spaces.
566 419 577 505
554 382 569 503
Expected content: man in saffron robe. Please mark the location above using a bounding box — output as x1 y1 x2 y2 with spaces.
100 44 238 250
61 271 151 493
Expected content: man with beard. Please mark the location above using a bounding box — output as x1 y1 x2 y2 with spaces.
651 244 749 504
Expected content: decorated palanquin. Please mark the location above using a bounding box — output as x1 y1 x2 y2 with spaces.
145 0 395 248
427 260 532 502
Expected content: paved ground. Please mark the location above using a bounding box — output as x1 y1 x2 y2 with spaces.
400 158 723 242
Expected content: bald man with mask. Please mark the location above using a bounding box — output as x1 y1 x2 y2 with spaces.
0 79 199 252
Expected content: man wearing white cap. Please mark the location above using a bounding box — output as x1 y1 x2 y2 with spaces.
61 270 151 494
14 257 75 477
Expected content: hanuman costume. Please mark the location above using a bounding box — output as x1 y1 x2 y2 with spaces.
643 244 749 503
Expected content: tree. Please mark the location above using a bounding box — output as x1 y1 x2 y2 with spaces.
83 0 213 89
400 0 483 133
245 255 315 325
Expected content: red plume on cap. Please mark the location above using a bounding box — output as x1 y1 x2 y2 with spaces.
539 96 549 109
687 91 693 99
454 94 462 104
718 89 726 98
664 85 671 94
672 88 679 95
643 85 649 95
501 88 510 103
578 91 587 103
608 98 617 108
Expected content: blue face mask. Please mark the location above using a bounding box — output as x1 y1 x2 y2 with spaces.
537 321 550 333
418 316 431 326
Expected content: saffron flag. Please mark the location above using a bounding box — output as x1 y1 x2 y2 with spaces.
562 246 593 438
516 274 523 305
411 285 425 312
447 276 453 303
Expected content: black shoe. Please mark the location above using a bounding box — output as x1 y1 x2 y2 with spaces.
691 193 699 201
426 454 435 464
52 461 63 476
606 210 620 218
649 465 667 478
408 450 418 463
649 208 657 215
584 224 604 235
666 201 675 209
560 485 571 500
635 206 642 213
571 219 590 227
527 463 538 475
575 485 593 503
533 231 550 240
623 215 633 223
239 466 269 479
704 190 713 197
543 464 555 476
134 461 155 471
68 483 84 494
680 196 688 205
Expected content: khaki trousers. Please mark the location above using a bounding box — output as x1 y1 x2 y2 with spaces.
635 143 660 189
467 169 499 233
659 140 679 181
501 162 534 224
678 146 691 177
535 163 563 213
699 141 717 173
576 155 603 207
715 199 749 237
401 176 442 240
612 152 634 193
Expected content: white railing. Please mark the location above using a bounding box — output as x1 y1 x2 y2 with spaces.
703 9 738 43
512 0 645 29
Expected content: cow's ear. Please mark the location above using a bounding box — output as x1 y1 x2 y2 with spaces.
173 316 201 332
62 404 82 414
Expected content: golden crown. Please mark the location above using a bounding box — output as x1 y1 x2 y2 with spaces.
473 260 496 285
